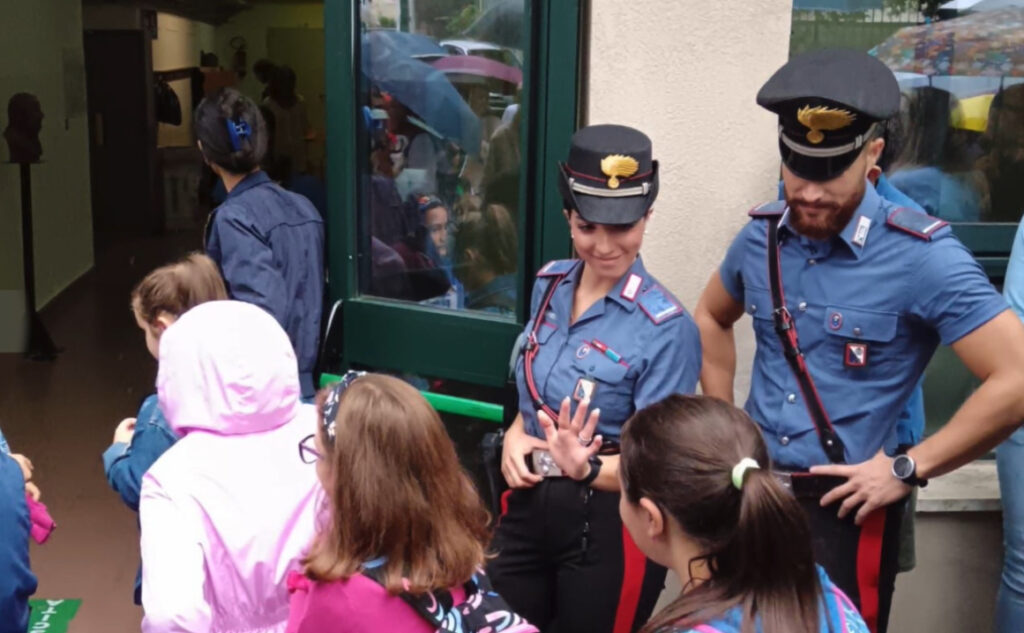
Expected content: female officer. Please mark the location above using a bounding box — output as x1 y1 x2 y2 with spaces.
488 124 702 633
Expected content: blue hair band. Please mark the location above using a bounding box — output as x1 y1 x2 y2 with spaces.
225 118 252 152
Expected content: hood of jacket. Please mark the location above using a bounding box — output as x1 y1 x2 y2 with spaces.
157 300 300 437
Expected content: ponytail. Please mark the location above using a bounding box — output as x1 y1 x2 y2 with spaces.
621 396 823 633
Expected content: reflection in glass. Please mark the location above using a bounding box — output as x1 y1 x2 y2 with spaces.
357 0 526 316
791 2 1024 224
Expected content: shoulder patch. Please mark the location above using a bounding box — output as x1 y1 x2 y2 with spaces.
638 285 684 325
537 259 579 277
748 200 786 218
886 207 948 241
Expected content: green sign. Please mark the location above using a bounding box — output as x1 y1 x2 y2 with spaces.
27 600 81 633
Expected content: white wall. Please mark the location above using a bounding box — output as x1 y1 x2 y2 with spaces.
214 4 324 102
0 0 94 351
588 0 792 399
153 12 215 147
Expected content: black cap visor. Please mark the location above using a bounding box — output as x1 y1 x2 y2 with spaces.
557 161 659 225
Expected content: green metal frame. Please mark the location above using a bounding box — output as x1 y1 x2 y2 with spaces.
321 372 504 423
323 0 584 388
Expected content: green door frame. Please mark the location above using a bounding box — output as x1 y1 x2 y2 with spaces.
322 0 585 387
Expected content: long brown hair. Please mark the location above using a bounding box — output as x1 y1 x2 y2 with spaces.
621 395 821 633
131 253 227 324
304 374 492 595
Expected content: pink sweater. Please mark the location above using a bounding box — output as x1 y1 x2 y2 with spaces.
285 571 467 633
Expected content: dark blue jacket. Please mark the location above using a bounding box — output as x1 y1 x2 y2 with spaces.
0 452 37 632
206 172 325 397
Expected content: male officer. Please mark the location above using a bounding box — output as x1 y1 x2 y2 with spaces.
695 48 1024 633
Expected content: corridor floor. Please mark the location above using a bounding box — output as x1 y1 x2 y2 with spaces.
0 230 199 632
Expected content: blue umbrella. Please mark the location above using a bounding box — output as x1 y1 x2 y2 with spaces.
362 35 481 151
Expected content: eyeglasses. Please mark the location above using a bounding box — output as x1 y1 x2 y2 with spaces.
298 434 323 464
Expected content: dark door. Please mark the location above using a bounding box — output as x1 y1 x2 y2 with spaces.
84 30 156 237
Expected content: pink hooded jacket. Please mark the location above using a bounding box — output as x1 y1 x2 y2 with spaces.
140 301 320 633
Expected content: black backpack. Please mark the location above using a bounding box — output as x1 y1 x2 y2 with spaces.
363 565 538 633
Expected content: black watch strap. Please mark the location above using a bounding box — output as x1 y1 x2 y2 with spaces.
581 456 602 486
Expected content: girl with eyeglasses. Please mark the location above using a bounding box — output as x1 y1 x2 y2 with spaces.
287 372 535 633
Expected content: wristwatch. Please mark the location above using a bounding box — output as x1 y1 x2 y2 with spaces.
580 456 603 486
891 453 928 488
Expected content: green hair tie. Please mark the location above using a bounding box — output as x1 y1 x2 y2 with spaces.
731 457 760 490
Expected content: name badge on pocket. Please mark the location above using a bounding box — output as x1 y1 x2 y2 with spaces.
574 377 596 402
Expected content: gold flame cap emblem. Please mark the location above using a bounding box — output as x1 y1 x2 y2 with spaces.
796 106 856 145
600 154 640 189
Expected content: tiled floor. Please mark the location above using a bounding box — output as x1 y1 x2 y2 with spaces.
0 229 200 632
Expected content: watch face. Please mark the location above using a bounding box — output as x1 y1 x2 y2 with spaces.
893 455 914 479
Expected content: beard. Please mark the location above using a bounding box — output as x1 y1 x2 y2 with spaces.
786 181 865 241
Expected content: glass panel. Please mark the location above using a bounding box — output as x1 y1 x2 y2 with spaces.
356 1 527 318
790 2 1024 225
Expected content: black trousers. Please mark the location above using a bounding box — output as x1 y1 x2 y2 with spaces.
487 479 666 633
794 476 906 633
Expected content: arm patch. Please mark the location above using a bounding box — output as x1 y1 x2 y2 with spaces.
749 200 786 218
537 259 580 277
638 285 684 324
886 207 948 241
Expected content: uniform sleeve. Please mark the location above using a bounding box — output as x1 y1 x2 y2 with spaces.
909 235 1009 345
718 223 753 302
0 454 37 633
1003 220 1024 322
140 471 211 633
208 209 289 325
634 315 703 411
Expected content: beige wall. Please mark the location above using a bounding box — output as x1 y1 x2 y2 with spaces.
214 3 324 103
153 13 215 147
588 0 792 399
0 0 94 351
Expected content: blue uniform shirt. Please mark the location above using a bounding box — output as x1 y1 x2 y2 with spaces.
721 184 1007 467
206 171 325 398
781 175 928 447
515 257 702 442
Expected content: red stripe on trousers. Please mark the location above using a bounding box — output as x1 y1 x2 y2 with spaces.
613 525 648 633
499 489 513 518
856 508 887 633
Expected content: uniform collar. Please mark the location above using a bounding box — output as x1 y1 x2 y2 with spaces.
226 170 272 199
607 256 647 311
836 182 883 260
779 181 882 261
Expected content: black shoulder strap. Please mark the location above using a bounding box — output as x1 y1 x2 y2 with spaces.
767 217 847 464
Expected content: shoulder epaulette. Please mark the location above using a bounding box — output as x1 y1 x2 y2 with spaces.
886 207 948 241
537 259 579 277
637 284 684 325
748 200 787 218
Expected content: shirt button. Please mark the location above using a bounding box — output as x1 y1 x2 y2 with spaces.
853 327 863 337
798 301 808 312
808 259 817 265
780 436 791 446
787 393 797 404
750 304 757 313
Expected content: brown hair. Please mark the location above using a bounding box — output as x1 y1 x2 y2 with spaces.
131 253 228 324
304 374 491 595
621 395 821 633
454 203 517 277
